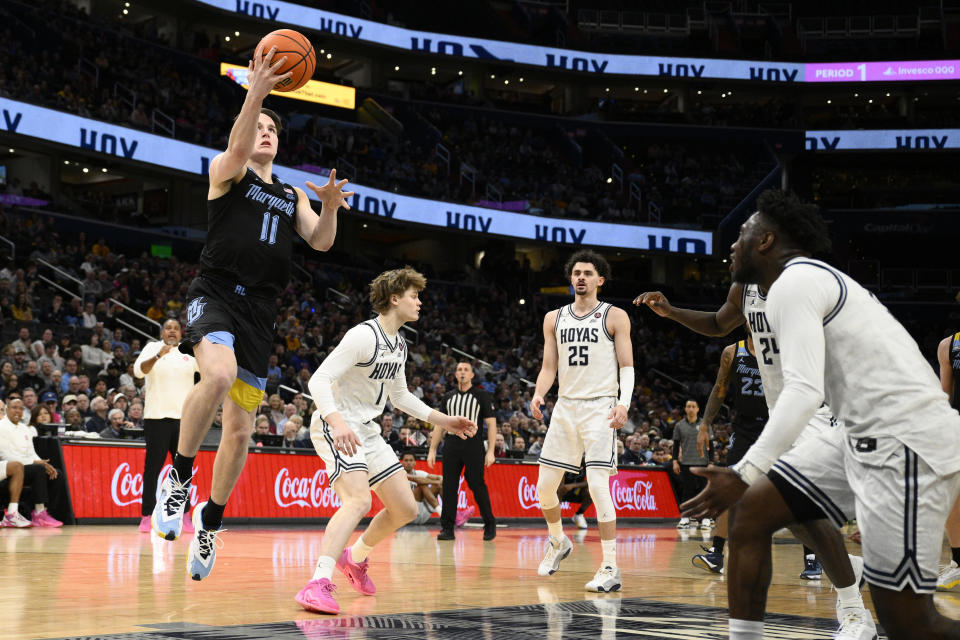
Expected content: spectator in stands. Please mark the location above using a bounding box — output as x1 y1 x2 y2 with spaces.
19 361 43 392
38 342 64 372
86 396 109 433
493 432 507 458
64 408 84 432
10 328 31 355
99 408 129 439
60 359 78 393
265 393 285 429
380 413 398 448
0 398 62 526
81 333 112 374
127 402 144 429
280 417 309 449
250 416 272 446
622 434 652 465
28 405 52 430
81 301 98 328
21 388 38 424
512 436 527 455
39 391 60 422
41 295 67 325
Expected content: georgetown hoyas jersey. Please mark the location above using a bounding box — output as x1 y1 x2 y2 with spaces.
731 339 768 427
200 168 299 296
743 283 837 432
554 301 619 399
332 319 408 426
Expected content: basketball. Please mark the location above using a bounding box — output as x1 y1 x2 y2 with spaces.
256 29 316 92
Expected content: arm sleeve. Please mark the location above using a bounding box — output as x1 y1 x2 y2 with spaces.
388 361 434 423
133 341 163 377
672 436 680 460
308 326 376 419
733 266 836 483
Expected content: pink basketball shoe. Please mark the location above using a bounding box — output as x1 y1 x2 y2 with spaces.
31 510 63 527
295 578 339 614
455 505 476 528
337 547 376 595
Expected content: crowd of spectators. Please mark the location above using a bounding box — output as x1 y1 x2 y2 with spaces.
0 204 738 476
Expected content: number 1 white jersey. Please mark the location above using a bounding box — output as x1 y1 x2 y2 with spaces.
554 302 620 400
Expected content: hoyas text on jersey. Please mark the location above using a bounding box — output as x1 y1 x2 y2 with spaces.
369 362 402 380
558 327 600 344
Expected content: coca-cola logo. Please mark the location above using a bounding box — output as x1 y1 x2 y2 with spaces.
111 462 143 506
611 479 657 511
111 462 199 508
517 475 540 510
274 467 341 509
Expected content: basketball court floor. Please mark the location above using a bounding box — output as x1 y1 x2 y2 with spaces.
5 522 958 639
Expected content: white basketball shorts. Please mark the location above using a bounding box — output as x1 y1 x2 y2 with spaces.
538 396 618 476
311 418 404 489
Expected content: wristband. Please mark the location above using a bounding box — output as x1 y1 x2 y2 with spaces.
730 459 764 486
617 366 634 408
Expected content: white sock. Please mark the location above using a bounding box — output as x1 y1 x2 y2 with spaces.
547 519 563 539
6 502 18 515
729 618 763 640
601 538 617 568
836 584 864 610
34 504 45 513
433 505 442 515
351 537 374 563
312 555 336 581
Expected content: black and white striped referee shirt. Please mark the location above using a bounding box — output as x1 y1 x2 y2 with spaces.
440 385 495 447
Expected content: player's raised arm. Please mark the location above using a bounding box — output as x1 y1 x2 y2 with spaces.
307 326 373 456
698 344 735 457
938 335 954 404
607 306 634 429
294 169 355 251
530 310 559 419
208 45 291 187
633 283 746 337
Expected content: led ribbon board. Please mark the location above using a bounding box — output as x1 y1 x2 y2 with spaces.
0 97 712 254
196 0 960 83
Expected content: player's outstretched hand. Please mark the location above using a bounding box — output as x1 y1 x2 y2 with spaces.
607 404 627 429
530 395 545 420
443 416 478 439
632 291 673 318
426 450 437 468
247 44 292 99
331 423 362 457
306 168 354 212
680 466 747 520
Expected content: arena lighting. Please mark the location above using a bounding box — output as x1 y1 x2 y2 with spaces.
490 74 495 79
854 93 859 97
224 36 230 41
63 160 69 165
325 53 332 59
7 149 12 153
234 31 239 36
504 79 509 84
869 99 873 103
122 8 128 14
518 77 523 82
827 99 832 104
886 92 891 97
696 90 701 94
101 168 108 172
457 70 463 75
518 299 526 305
663 88 668 93
634 87 638 91
394 65 399 71
605 177 612 184
82 167 89 173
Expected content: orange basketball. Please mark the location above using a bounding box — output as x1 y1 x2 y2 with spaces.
257 29 316 92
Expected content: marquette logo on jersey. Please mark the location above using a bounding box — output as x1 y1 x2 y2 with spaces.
558 327 600 344
186 298 206 326
245 184 295 216
736 363 760 377
368 362 402 380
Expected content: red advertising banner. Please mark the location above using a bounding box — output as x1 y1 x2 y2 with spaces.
62 443 679 520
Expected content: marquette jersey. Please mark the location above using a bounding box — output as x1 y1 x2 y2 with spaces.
554 302 619 399
743 283 837 432
326 319 408 427
951 332 960 412
730 340 768 439
768 258 960 476
201 168 299 296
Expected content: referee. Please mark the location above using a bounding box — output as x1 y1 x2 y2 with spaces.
134 318 199 533
427 361 497 541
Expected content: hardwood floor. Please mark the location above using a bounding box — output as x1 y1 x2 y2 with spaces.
3 523 957 639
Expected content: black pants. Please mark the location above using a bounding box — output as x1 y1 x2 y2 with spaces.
677 463 708 505
142 418 180 516
440 443 495 530
22 463 57 505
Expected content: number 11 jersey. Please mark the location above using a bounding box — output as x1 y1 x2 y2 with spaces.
554 302 620 400
200 168 300 297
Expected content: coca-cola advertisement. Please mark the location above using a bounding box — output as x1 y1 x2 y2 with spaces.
62 443 678 520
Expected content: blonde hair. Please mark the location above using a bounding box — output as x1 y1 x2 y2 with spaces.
368 267 427 314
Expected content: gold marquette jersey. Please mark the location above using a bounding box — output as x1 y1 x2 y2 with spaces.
554 302 619 399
